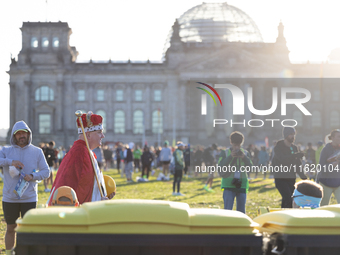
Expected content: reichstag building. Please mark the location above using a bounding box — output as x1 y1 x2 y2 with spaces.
7 2 340 147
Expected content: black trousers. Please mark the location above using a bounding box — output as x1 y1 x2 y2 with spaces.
173 170 183 193
184 161 190 174
142 165 151 178
134 159 140 169
117 159 121 171
275 178 296 208
3 201 37 224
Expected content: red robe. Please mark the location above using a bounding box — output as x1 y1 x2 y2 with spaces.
49 140 94 204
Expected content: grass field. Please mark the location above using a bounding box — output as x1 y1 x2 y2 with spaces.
0 168 337 253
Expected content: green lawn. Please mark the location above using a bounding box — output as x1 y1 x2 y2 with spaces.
0 168 337 252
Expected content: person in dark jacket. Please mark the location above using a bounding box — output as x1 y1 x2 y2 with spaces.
183 144 191 177
257 146 269 179
103 145 113 171
172 142 185 196
305 142 316 180
318 129 340 206
193 145 203 177
272 127 307 208
124 143 134 182
44 141 56 192
115 143 122 174
141 146 153 179
203 143 217 192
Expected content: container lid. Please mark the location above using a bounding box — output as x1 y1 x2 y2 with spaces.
254 205 340 235
16 199 259 235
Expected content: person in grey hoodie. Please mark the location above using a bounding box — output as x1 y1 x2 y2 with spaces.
160 140 172 177
0 120 50 255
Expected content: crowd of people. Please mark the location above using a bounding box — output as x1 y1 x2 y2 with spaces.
46 126 332 213
1 111 340 255
81 126 336 215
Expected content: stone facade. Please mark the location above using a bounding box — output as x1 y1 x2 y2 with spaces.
7 20 340 147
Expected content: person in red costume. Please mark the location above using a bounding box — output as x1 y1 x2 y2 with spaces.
48 112 115 205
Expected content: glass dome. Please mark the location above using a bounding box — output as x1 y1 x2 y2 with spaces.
164 2 263 54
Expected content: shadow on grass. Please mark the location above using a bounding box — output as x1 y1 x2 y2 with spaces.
248 179 269 184
185 190 214 200
122 176 212 187
117 179 164 187
257 185 276 193
249 183 276 193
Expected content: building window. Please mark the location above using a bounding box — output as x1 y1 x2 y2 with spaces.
114 110 125 134
35 86 54 101
312 111 321 127
312 111 321 132
53 37 59 48
31 37 38 48
333 90 339 101
330 111 339 128
152 110 163 134
97 90 104 101
96 110 106 132
154 90 162 101
42 37 49 48
78 90 85 101
133 110 143 134
116 90 123 101
39 114 51 134
135 90 142 101
293 111 303 126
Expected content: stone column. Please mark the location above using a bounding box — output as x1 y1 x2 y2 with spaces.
145 84 151 132
88 83 94 111
107 83 113 132
126 85 132 132
24 80 33 127
57 81 64 132
167 78 178 143
9 82 16 129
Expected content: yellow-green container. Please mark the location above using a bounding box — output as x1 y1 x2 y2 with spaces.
16 199 262 255
257 207 309 216
254 204 340 255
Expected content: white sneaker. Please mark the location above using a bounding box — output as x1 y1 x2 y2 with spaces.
44 188 51 192
172 192 177 196
177 192 185 196
0 172 4 179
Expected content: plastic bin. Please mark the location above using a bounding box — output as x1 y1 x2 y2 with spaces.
257 207 311 216
254 204 340 255
16 199 262 255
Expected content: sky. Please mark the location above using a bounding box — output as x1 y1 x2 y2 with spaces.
1 0 340 129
